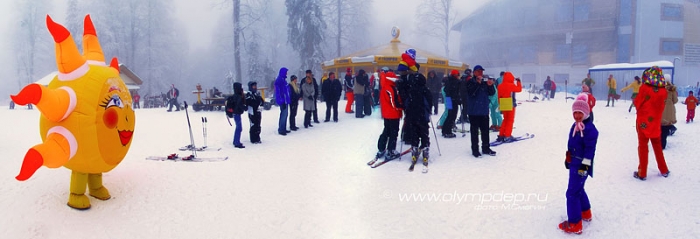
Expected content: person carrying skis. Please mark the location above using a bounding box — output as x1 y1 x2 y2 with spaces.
246 81 264 144
633 66 670 180
620 76 641 112
466 65 497 157
496 72 522 143
559 93 599 235
370 69 404 165
227 82 247 149
275 67 291 135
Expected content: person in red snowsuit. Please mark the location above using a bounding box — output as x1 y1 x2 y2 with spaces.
633 66 670 180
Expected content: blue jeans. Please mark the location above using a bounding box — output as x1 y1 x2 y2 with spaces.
278 104 288 133
233 114 242 146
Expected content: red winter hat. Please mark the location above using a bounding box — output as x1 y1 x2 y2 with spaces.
450 70 459 76
346 68 352 73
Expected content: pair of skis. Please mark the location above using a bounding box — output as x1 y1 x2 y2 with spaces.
146 153 228 162
367 149 429 173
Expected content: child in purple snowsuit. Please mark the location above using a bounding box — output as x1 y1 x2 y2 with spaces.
559 93 599 234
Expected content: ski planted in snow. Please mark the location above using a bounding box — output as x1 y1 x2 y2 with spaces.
179 145 222 151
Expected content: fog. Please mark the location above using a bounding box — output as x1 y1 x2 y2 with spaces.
6 0 694 105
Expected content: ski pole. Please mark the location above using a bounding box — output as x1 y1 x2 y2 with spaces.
429 114 442 157
184 101 197 157
202 117 207 148
398 117 404 161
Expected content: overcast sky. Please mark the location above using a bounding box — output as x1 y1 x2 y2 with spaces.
0 0 491 99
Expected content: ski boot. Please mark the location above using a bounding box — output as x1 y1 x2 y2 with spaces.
385 150 401 160
408 147 421 172
368 150 386 166
182 155 195 161
167 153 178 160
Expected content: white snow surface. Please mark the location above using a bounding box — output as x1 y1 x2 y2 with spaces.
1 92 699 238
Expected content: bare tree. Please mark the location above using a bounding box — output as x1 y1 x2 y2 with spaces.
321 0 373 58
416 0 458 56
12 0 53 90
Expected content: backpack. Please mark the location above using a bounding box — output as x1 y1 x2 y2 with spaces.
225 96 235 118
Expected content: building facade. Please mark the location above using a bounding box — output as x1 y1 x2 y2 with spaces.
453 0 700 93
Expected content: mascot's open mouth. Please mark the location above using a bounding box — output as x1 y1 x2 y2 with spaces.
118 130 133 146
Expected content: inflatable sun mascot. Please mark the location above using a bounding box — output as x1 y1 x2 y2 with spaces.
10 15 135 210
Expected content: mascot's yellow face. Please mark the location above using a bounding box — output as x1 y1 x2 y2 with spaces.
96 77 135 165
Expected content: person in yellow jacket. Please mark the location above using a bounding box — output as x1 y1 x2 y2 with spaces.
621 76 642 112
606 74 617 107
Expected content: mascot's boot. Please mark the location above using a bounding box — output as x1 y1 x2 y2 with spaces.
68 171 91 210
88 173 111 200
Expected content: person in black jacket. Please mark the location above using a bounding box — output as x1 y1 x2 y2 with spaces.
354 69 369 118
427 70 442 115
442 70 462 138
246 81 264 144
288 75 302 131
322 72 343 122
398 63 432 171
228 82 247 148
167 84 180 112
457 69 472 124
465 65 496 157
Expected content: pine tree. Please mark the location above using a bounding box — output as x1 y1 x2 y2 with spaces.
286 0 326 74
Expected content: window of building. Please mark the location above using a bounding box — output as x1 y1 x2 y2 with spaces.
573 44 588 65
574 3 589 22
523 46 537 63
553 74 569 87
557 3 573 22
661 3 683 21
660 38 683 55
556 44 570 63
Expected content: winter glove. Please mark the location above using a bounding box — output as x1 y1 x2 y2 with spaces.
578 158 592 177
564 151 571 169
445 97 453 110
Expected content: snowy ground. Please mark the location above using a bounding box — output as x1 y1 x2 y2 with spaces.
1 92 699 238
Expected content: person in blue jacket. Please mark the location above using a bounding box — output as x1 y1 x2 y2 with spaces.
275 67 291 135
465 65 496 157
559 93 599 235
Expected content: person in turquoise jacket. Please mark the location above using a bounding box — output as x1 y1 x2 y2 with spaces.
489 77 502 131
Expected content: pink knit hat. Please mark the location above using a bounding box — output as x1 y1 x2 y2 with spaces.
572 93 590 120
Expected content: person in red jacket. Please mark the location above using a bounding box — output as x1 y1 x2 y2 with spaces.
581 84 596 121
496 72 522 142
633 66 670 180
369 69 404 164
684 91 698 123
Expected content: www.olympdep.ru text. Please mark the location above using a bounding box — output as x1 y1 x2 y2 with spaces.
394 190 548 207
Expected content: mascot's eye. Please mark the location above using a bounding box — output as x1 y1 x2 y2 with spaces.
105 95 123 109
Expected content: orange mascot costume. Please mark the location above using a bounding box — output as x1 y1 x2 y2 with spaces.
10 15 135 210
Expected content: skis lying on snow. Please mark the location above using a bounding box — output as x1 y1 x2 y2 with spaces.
178 145 222 151
489 133 535 147
368 149 411 168
146 153 228 162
